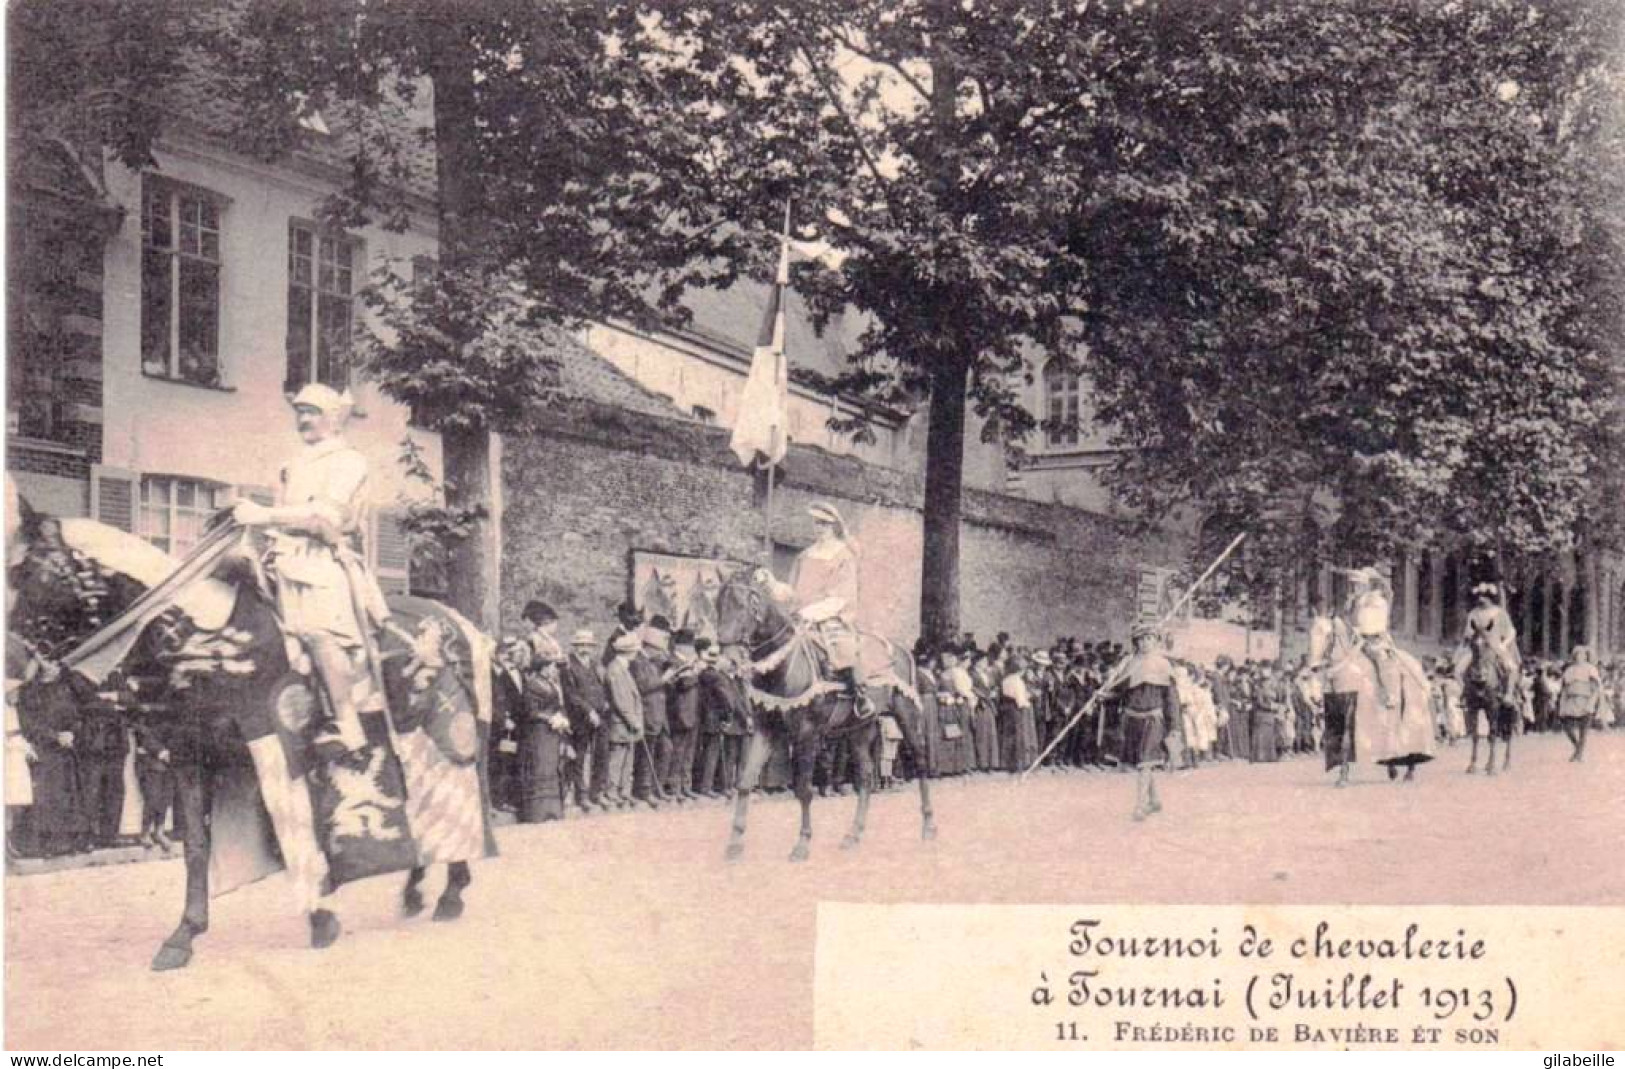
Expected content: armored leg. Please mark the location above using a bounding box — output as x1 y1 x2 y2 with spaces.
305 633 367 753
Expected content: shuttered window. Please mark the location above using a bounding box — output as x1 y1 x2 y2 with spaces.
372 508 410 596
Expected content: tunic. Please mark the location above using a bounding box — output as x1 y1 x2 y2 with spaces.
777 539 861 670
270 437 388 645
1117 652 1176 768
1558 663 1603 721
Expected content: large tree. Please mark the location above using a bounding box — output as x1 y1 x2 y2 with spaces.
609 0 1625 640
1061 0 1625 600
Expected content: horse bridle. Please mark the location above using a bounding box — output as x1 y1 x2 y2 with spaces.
722 579 796 661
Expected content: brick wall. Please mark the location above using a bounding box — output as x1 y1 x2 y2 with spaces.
500 401 1188 647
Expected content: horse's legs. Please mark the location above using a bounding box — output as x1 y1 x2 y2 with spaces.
842 725 875 850
726 730 772 861
893 700 936 841
153 757 209 972
403 865 428 918
790 727 818 862
433 860 472 922
1484 734 1499 777
1465 730 1480 773
1500 725 1512 772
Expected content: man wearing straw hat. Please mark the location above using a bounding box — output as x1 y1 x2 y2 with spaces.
232 383 390 756
758 502 872 727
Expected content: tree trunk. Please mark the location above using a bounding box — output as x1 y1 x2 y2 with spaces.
920 353 971 647
424 19 500 631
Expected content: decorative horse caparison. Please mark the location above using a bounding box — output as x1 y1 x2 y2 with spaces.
712 570 936 861
7 501 492 970
1309 615 1436 786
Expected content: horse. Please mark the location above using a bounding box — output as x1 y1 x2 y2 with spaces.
7 499 493 970
1309 608 1437 787
1458 612 1519 776
712 569 936 862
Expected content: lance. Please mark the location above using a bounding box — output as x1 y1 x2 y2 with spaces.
1021 532 1249 780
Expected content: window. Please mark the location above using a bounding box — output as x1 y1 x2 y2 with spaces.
287 222 359 393
1042 360 1080 448
141 179 223 387
691 405 717 425
139 477 226 557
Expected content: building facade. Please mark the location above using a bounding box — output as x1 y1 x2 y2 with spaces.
8 87 442 595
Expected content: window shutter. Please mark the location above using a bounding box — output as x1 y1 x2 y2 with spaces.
372 508 410 596
89 464 138 532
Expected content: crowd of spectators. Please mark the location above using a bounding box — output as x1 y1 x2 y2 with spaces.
7 611 1624 859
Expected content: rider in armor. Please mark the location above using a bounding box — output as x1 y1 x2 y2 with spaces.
232 383 390 755
757 502 872 726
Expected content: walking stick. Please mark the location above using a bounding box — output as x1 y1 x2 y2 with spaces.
1021 533 1249 780
639 735 669 803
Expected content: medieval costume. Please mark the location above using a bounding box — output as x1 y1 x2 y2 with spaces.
1109 623 1178 821
1314 569 1436 783
1557 646 1603 763
763 503 871 725
234 384 390 756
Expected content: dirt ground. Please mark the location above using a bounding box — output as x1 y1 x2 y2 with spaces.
5 731 1620 1050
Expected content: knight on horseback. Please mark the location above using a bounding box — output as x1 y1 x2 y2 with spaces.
755 502 873 728
1451 581 1521 775
231 383 391 756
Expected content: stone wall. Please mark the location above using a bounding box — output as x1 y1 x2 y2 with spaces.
500 400 1188 648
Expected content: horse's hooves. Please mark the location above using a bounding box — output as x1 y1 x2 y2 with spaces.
432 897 465 923
922 824 938 842
310 909 342 949
789 845 810 863
724 842 745 862
151 943 192 972
839 834 861 851
1464 766 1477 774
402 889 426 919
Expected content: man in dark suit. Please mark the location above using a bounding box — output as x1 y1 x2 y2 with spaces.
490 636 529 814
696 641 751 796
600 601 643 667
561 628 608 811
630 615 672 808
664 629 702 799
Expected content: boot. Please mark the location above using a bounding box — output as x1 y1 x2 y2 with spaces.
829 667 874 729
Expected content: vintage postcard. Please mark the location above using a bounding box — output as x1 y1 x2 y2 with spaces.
4 0 1622 1053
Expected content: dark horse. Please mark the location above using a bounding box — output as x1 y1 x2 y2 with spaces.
7 500 489 970
713 570 936 861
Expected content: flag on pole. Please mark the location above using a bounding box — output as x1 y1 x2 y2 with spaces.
729 210 792 468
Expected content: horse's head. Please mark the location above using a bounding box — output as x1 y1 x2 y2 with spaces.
714 567 788 649
7 498 134 660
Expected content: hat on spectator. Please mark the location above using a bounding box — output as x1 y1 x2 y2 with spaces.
612 632 640 654
616 601 642 628
570 629 596 647
522 600 557 625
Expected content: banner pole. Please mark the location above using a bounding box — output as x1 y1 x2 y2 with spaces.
1021 532 1249 780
